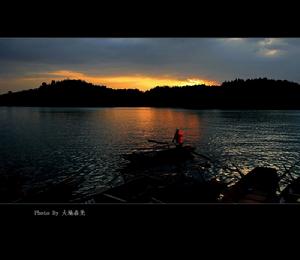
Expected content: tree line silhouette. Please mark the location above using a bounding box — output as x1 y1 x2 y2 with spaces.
0 78 300 108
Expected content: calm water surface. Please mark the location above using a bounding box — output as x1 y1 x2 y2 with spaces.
1 107 300 200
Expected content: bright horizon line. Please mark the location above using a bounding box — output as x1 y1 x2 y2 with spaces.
20 70 220 91
2 69 299 94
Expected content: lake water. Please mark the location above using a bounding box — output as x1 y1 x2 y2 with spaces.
1 107 300 201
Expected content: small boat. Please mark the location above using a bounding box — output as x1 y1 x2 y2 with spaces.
221 167 280 203
123 145 196 167
85 173 225 203
88 175 165 203
16 173 83 203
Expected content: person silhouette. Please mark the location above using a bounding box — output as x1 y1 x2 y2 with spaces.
172 128 184 147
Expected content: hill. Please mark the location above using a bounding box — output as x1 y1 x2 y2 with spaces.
1 78 300 109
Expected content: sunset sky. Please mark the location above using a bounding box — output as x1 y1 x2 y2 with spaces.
0 38 300 94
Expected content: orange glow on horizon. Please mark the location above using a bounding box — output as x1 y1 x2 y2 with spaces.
22 70 219 90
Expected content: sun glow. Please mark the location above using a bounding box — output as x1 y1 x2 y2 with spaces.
22 70 219 90
263 49 279 56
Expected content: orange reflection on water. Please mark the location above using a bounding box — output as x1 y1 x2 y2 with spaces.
94 107 202 145
132 108 202 143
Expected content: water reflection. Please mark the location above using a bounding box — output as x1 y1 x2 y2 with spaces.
1 107 300 201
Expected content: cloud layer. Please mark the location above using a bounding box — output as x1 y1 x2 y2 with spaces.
0 38 300 93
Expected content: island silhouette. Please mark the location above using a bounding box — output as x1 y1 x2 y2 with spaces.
1 78 300 109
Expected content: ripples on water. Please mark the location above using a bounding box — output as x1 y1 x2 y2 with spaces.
1 107 300 201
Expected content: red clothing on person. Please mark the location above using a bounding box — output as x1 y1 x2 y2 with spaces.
173 129 184 145
177 129 183 144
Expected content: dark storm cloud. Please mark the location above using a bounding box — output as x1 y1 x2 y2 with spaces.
1 38 300 93
0 38 221 81
0 38 211 67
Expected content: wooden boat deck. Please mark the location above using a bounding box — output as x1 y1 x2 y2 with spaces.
221 167 280 203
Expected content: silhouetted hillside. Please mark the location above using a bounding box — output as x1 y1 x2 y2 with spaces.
0 80 144 107
145 78 300 108
1 78 300 108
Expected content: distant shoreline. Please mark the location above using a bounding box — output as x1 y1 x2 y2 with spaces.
1 78 300 109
